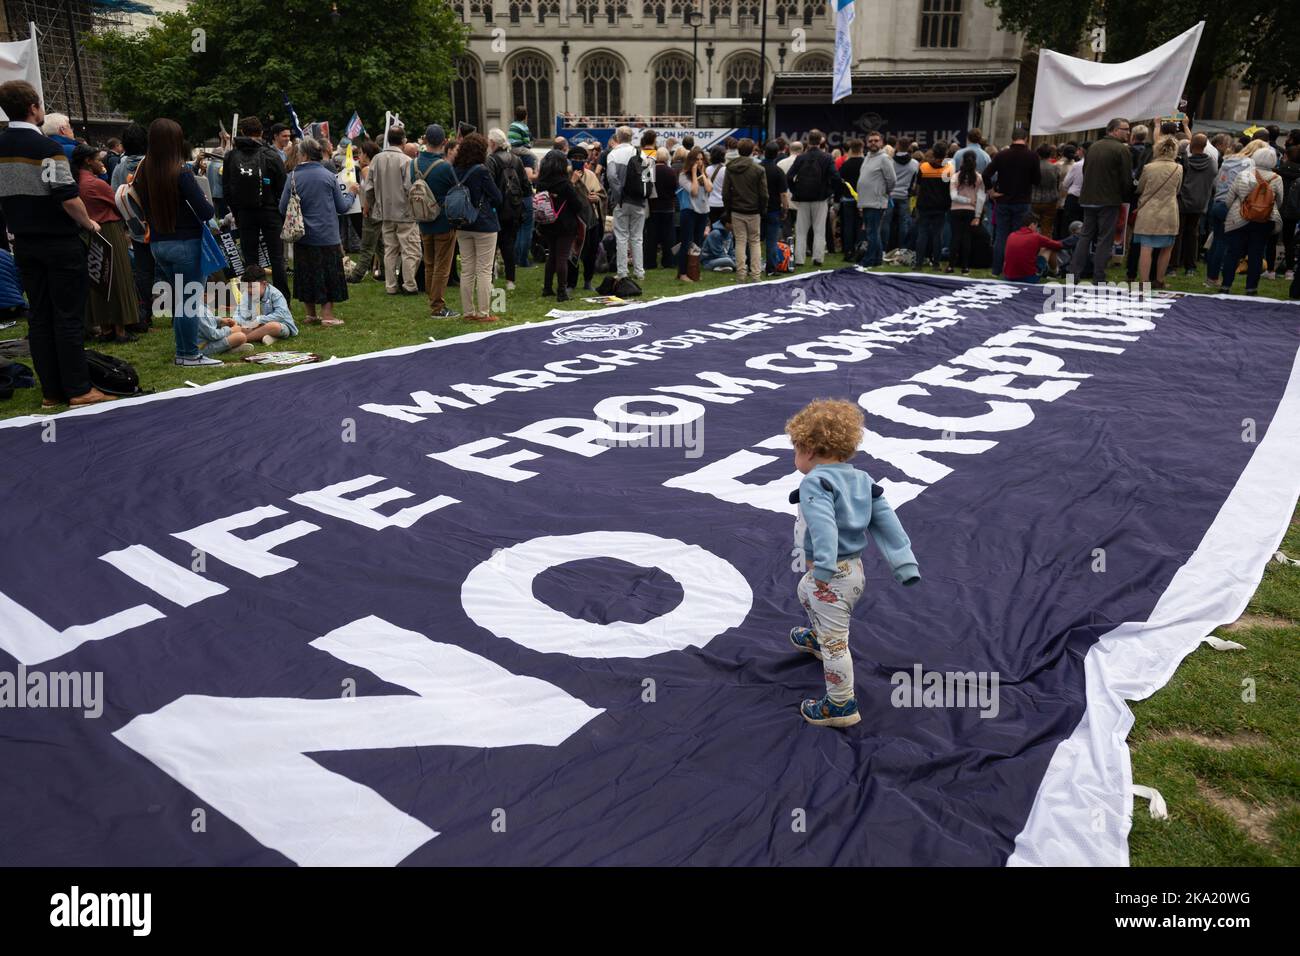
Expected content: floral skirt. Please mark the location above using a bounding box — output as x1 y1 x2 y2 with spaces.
292 242 349 305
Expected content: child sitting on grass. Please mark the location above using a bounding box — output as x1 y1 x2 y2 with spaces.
234 266 297 344
785 399 921 728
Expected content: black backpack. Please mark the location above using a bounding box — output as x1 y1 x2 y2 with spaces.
491 153 526 222
614 277 642 297
790 152 828 202
227 147 267 209
622 150 647 203
84 350 144 397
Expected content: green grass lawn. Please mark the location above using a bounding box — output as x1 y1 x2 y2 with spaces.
3 252 1297 865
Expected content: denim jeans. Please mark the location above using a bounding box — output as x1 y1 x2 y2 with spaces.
764 210 783 271
884 199 910 250
677 207 707 275
515 201 535 267
991 201 1030 276
914 211 946 266
859 207 886 266
150 237 205 358
1204 201 1230 282
1219 221 1271 292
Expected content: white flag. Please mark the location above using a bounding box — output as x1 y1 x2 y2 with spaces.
832 0 854 104
1030 22 1203 135
0 25 43 122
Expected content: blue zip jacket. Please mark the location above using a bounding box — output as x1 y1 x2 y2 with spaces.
798 463 920 585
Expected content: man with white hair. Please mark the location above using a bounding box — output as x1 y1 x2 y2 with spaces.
486 127 529 290
41 112 77 159
368 124 422 295
604 125 650 282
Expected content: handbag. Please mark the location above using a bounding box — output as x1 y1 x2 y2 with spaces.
281 172 305 243
189 202 229 278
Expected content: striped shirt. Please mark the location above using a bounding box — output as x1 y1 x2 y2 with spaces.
0 124 80 237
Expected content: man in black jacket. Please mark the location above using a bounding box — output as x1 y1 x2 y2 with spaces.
222 116 288 294
787 129 841 267
983 127 1040 277
0 80 109 406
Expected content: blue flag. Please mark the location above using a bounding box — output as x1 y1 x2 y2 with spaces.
834 0 854 103
346 112 364 141
281 92 302 138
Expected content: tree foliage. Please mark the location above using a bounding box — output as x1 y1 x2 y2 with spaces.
87 0 467 141
985 0 1299 119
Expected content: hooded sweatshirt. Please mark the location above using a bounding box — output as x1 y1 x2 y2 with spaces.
796 463 920 585
221 135 286 211
1177 151 1216 213
1213 154 1254 205
890 152 919 199
722 153 768 215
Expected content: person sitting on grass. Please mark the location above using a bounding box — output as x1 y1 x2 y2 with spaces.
1002 212 1063 284
700 218 736 272
197 304 252 358
233 265 296 343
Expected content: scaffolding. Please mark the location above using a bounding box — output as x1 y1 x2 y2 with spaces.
4 0 132 125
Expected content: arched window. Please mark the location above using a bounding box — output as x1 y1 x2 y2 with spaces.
470 0 494 23
508 0 532 24
723 52 762 98
642 1 664 23
776 0 797 25
801 0 825 25
576 0 598 22
582 54 623 117
452 56 482 133
653 53 693 118
736 0 760 25
794 52 833 73
606 0 627 23
918 0 962 49
510 52 554 139
538 0 559 22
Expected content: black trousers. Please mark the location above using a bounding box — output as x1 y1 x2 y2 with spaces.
948 209 976 270
644 209 676 268
232 205 287 292
14 233 91 401
130 238 154 328
580 221 601 286
1173 210 1202 273
544 228 577 294
498 220 519 282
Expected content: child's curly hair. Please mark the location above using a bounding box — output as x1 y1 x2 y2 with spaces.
785 399 864 461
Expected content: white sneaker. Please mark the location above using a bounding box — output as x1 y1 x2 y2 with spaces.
506 281 515 291
231 343 255 354
1286 271 1296 281
262 334 276 345
175 355 223 367
1264 271 1277 280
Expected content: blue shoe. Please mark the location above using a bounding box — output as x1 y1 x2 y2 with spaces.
800 695 861 728
789 626 823 661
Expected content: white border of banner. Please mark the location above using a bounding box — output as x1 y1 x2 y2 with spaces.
4 270 1299 867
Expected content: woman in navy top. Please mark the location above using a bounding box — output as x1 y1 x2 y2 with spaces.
451 133 503 321
133 118 218 365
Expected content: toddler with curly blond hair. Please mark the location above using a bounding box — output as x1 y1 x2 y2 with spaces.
785 398 921 727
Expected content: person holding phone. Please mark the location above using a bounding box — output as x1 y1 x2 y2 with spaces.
676 147 712 281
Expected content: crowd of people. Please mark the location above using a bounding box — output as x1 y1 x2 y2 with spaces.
2 77 1298 409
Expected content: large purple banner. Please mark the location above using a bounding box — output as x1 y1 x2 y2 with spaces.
1 271 1298 865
